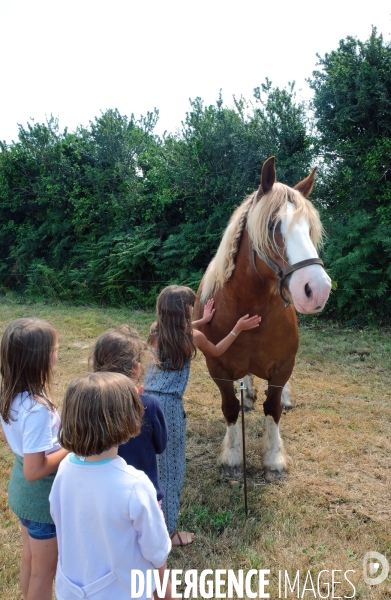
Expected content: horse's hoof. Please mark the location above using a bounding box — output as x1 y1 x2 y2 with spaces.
222 465 243 480
263 468 286 483
282 405 293 413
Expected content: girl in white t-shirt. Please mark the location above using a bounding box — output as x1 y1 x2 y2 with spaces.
50 372 172 600
0 318 68 600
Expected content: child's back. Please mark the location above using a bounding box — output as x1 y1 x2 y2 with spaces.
118 392 167 501
51 454 170 600
50 372 171 600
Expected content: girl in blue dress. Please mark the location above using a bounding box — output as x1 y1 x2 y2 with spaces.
143 285 261 546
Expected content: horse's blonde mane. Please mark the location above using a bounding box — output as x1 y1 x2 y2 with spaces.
201 182 324 302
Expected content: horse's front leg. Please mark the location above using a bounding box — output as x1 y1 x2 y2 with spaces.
261 384 289 472
215 379 243 467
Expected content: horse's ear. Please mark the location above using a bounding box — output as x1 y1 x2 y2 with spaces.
293 167 317 197
256 156 276 201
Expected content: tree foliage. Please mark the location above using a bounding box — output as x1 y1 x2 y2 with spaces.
142 84 314 285
0 83 313 307
1 30 391 324
309 28 391 321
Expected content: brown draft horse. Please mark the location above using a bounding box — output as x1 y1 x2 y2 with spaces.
194 157 331 474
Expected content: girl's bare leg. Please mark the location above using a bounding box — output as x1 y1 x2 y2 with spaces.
20 525 32 599
26 535 57 600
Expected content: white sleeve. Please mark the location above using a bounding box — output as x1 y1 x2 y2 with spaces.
49 457 68 522
22 404 54 454
129 474 171 568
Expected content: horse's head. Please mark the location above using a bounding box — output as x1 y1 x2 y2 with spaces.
249 156 331 314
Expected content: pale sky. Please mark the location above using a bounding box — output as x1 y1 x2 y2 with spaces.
1 0 390 143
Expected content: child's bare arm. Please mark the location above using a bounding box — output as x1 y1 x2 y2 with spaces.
24 448 68 481
153 563 172 600
193 314 261 357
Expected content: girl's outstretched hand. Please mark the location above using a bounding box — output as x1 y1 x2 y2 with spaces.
234 314 261 333
202 298 215 323
192 298 216 329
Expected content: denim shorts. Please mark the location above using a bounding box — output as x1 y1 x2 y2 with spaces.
19 517 56 540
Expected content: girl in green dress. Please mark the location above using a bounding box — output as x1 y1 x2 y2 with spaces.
0 318 68 600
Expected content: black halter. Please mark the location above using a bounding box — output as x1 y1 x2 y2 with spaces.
252 247 324 306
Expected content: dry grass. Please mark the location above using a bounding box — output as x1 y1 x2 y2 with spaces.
1 303 391 599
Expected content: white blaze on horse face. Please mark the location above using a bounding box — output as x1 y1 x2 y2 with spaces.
280 202 331 314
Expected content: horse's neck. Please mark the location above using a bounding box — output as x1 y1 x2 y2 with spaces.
232 229 277 297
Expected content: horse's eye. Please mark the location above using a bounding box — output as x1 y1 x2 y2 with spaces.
268 220 275 232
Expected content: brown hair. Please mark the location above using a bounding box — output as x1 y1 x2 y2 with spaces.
91 325 148 378
0 318 57 423
149 285 196 370
59 372 144 456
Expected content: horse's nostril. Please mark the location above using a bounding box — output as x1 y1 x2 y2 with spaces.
305 283 312 299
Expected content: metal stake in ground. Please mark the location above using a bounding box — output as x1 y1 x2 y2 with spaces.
239 379 248 517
